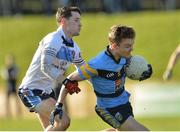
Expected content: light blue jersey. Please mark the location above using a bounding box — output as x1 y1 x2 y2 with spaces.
78 47 130 108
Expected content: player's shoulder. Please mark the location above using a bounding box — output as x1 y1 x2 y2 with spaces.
89 51 127 70
43 30 61 44
88 51 106 68
92 51 108 62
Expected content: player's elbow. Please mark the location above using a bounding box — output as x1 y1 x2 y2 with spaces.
41 63 47 74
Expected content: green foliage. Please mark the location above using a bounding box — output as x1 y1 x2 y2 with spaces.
0 11 180 87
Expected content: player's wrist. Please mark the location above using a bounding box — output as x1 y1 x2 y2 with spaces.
62 78 70 85
63 78 77 85
55 102 63 107
167 69 173 74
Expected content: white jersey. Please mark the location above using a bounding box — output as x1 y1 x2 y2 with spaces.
19 27 85 94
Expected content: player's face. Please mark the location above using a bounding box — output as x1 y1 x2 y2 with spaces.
66 11 81 37
117 38 134 58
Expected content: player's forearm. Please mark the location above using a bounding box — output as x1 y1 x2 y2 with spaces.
57 85 68 104
167 51 180 71
68 70 85 81
57 70 83 103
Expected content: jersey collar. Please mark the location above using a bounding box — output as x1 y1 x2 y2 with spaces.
57 27 74 47
105 46 121 64
61 36 74 47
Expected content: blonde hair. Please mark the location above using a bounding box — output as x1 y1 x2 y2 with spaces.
108 25 135 45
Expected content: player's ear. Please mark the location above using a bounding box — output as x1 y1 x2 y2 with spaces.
60 18 65 25
111 42 118 49
109 39 118 49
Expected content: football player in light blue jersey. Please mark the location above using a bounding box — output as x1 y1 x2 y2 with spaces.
50 25 152 131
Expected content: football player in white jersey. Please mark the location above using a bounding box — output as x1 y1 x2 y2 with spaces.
18 6 85 131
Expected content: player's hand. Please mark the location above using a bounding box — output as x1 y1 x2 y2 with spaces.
62 78 81 94
163 70 172 80
139 64 153 81
50 103 63 126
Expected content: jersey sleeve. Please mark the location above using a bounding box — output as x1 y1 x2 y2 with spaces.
41 41 65 80
77 62 98 79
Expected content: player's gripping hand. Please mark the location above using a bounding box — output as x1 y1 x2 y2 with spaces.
139 64 153 81
62 78 81 95
163 70 172 80
50 103 63 126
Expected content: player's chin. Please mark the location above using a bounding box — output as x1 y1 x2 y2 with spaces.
124 54 131 58
74 32 80 36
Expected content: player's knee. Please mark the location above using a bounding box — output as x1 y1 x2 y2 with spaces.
62 117 70 129
56 117 71 130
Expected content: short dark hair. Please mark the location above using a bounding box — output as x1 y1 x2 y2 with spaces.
56 6 81 23
108 25 135 45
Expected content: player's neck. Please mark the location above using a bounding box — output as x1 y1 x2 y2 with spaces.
108 48 121 61
61 26 72 39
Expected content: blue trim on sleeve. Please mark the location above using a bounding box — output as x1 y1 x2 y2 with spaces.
85 68 96 77
77 68 86 80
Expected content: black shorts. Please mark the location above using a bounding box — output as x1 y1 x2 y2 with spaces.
18 88 55 112
95 102 134 129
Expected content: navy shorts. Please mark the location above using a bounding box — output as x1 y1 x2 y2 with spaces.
18 88 55 112
95 102 134 129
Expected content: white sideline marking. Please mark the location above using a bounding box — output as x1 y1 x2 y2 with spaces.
133 82 180 117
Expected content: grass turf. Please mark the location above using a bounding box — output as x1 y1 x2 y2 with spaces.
0 116 180 131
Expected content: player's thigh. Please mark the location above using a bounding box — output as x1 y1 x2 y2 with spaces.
37 113 50 129
36 97 56 115
35 98 56 128
120 116 149 131
95 102 134 129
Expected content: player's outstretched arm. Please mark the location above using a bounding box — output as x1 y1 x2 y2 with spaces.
49 70 84 126
163 44 180 80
